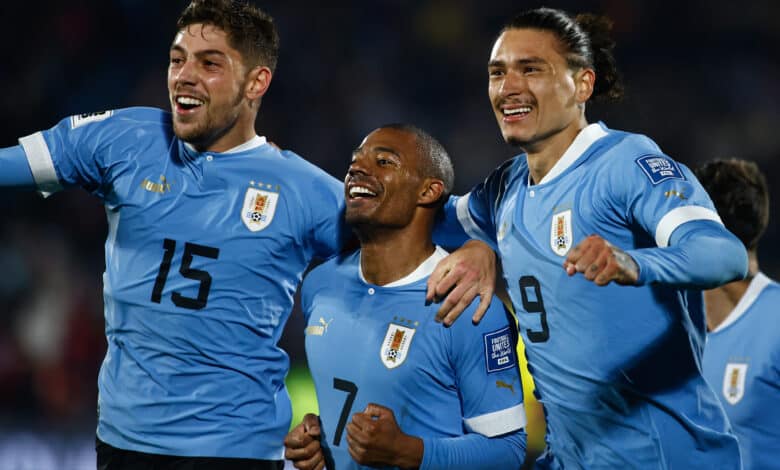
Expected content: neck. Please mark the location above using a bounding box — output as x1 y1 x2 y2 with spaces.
525 115 588 185
356 220 435 286
198 110 258 153
704 250 758 330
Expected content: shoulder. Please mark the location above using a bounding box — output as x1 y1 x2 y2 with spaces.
61 107 172 142
589 126 692 188
277 148 340 182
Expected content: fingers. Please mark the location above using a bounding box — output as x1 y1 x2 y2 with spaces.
363 403 391 418
426 258 451 302
471 284 495 324
564 235 638 286
437 281 479 326
302 413 321 438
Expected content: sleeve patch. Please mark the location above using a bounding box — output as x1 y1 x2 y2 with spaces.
71 110 113 129
483 326 516 373
635 155 686 185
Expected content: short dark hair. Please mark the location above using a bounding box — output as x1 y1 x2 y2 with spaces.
177 0 280 72
502 7 624 102
695 159 770 250
382 123 454 201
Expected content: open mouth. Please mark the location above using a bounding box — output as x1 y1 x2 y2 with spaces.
501 105 532 120
175 95 205 113
348 185 378 199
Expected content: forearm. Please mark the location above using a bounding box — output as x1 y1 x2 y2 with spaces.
420 429 526 470
0 145 36 189
629 220 748 288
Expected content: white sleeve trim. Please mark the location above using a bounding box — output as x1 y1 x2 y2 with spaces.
463 403 526 437
654 206 722 248
18 132 62 196
456 193 491 242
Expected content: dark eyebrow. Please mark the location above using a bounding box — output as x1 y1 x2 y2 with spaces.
169 45 228 60
488 57 547 67
373 146 401 158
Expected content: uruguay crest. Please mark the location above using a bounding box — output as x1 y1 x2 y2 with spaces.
550 209 573 256
241 187 279 232
722 362 748 405
380 323 416 369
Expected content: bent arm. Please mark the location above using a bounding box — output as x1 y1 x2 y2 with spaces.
420 428 526 470
0 145 36 190
628 219 748 288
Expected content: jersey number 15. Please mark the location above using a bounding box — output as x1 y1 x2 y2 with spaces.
151 238 220 310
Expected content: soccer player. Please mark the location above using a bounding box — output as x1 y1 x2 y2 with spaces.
697 159 780 470
427 7 748 468
284 125 527 470
0 1 348 468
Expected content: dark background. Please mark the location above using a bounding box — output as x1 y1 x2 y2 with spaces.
0 1 777 467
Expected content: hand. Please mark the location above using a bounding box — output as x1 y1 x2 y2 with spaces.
563 235 639 286
346 403 423 469
426 240 496 326
284 413 326 470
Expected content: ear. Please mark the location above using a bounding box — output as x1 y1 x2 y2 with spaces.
418 178 445 206
574 67 595 104
245 66 273 101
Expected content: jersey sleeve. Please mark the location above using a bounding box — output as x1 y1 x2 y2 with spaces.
17 110 126 197
601 147 722 248
287 152 350 260
0 145 36 189
437 159 518 251
448 298 526 437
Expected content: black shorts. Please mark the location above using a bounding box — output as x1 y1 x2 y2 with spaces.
96 437 285 470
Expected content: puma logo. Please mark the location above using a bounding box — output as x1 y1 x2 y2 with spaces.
496 379 517 394
305 317 334 336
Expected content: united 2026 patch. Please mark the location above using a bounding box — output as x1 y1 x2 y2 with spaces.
71 110 113 129
636 155 686 185
483 326 516 373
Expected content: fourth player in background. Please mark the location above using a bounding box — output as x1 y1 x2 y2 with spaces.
697 159 780 470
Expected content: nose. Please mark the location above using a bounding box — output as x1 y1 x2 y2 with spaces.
497 69 528 97
172 58 197 86
347 153 370 177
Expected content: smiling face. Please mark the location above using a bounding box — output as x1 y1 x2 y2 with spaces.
488 28 592 149
168 23 265 151
344 128 428 229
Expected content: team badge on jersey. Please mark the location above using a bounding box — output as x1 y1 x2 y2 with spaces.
484 326 516 373
550 210 573 256
380 323 416 369
636 155 685 185
722 362 748 405
71 110 113 129
241 187 279 232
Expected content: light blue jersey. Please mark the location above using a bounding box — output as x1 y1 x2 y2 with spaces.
703 273 780 470
443 123 741 468
17 107 348 459
302 247 527 470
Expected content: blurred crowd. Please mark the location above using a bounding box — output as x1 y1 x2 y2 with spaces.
0 0 778 449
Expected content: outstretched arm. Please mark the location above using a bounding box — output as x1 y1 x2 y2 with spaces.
564 220 747 288
0 145 36 189
346 403 526 470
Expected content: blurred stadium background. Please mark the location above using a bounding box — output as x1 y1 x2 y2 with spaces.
0 0 777 468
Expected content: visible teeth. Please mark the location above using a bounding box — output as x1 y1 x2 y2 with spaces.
504 106 531 116
349 186 376 197
177 96 204 106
